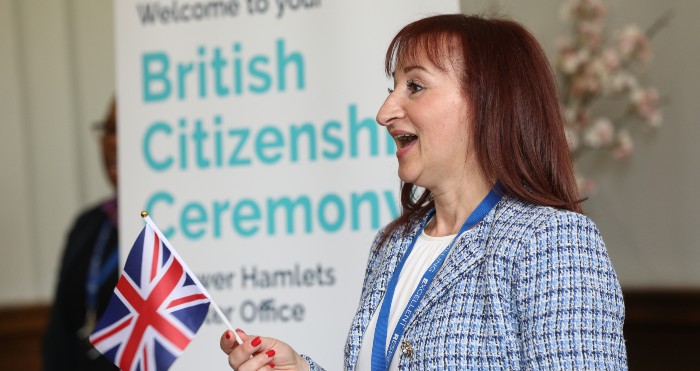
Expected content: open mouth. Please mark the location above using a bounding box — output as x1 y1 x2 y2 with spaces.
395 134 418 149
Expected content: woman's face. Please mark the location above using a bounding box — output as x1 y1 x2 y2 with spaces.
376 50 474 193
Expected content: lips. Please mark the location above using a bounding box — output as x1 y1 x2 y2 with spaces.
391 131 418 158
395 133 418 149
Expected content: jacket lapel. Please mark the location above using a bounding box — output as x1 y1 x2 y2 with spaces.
346 214 431 370
406 206 497 328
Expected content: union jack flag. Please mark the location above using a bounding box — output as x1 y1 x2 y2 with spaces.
90 222 210 371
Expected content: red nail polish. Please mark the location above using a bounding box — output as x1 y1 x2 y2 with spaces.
266 349 275 357
225 331 230 339
269 363 275 369
251 336 261 347
235 328 246 335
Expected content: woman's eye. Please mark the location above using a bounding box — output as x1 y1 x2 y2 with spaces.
407 80 424 93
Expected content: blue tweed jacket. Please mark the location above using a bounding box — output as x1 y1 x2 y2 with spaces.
305 196 627 370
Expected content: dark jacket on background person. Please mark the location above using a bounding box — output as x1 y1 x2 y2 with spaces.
43 201 119 371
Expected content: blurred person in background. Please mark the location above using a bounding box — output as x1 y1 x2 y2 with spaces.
43 98 119 371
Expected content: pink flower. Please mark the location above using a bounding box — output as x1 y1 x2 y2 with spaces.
617 25 652 63
590 58 614 92
602 48 620 70
646 110 663 127
558 45 591 75
631 87 662 125
584 117 615 148
613 130 634 159
579 20 604 49
557 1 664 184
561 0 607 22
610 71 639 93
570 64 601 97
585 0 607 18
559 50 581 74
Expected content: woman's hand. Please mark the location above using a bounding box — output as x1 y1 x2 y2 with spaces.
220 329 309 371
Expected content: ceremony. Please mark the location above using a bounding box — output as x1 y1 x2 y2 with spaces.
1 0 698 370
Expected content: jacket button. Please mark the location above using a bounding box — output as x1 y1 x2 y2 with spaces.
401 340 413 358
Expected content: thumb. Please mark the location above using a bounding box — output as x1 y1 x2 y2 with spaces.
220 328 248 354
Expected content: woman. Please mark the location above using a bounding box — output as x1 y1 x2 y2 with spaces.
220 14 627 370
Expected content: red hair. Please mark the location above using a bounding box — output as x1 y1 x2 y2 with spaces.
379 14 581 244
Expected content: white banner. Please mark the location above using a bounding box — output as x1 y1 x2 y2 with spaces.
115 0 458 369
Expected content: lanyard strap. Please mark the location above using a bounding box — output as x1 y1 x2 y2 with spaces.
86 218 119 311
371 187 502 371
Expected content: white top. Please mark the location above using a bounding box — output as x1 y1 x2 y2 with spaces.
356 230 455 370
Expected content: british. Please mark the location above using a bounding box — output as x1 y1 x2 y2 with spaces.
90 218 210 371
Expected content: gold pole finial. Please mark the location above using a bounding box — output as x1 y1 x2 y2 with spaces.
140 210 149 218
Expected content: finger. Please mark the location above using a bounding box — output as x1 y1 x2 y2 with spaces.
228 335 263 369
236 346 277 371
220 328 249 354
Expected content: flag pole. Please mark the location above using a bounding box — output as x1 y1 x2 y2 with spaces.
140 211 243 345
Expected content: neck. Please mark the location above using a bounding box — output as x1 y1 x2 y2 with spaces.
424 175 492 237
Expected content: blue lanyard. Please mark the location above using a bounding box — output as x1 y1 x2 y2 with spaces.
371 187 502 371
86 218 119 311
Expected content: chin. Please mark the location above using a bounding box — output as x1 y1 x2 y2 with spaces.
397 170 420 186
397 170 411 183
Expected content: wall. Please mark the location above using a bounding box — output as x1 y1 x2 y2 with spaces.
0 0 115 304
1 0 699 306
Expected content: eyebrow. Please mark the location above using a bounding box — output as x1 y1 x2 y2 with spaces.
390 65 429 78
402 65 429 74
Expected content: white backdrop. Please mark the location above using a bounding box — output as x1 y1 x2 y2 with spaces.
115 0 457 369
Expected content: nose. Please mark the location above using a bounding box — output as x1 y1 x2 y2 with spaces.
376 93 404 127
